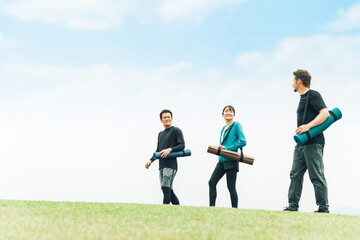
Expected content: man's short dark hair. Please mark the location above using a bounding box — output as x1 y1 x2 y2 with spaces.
293 69 311 87
222 105 235 115
160 109 173 119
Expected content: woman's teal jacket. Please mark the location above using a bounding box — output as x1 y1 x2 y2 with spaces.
219 121 246 162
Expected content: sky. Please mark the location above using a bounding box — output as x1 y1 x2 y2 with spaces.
0 0 360 215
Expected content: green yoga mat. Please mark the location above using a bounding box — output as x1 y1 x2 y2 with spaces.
294 107 342 146
152 149 191 159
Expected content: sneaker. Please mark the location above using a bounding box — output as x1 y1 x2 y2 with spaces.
283 207 298 212
314 209 329 213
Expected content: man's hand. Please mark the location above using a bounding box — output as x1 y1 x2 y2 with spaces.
295 124 310 134
160 148 172 158
296 108 329 134
145 160 152 169
217 145 224 149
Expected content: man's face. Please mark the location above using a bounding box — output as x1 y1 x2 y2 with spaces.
161 112 172 128
292 78 300 92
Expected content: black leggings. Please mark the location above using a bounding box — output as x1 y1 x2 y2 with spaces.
162 187 180 205
209 162 238 208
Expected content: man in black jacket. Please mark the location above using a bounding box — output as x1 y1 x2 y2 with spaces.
145 109 185 205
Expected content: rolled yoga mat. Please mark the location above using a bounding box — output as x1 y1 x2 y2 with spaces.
207 145 254 165
153 149 191 159
294 107 342 146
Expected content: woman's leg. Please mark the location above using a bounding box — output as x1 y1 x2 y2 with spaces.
226 168 238 208
208 163 225 206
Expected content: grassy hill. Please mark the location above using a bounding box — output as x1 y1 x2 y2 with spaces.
0 200 359 239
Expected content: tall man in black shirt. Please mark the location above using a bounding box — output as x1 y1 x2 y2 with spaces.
145 109 185 205
285 69 330 213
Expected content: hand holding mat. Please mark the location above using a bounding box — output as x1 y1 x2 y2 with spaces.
207 145 254 165
294 107 342 146
153 149 191 160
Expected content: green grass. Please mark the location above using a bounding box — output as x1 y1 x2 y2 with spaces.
0 200 359 239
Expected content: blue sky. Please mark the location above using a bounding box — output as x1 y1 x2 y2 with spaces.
1 0 360 214
1 0 358 69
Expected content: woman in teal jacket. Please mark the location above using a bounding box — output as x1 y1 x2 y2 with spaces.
208 105 246 208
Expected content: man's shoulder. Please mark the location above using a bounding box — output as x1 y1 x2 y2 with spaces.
158 129 166 137
159 126 182 133
309 89 325 101
309 89 327 110
172 126 183 133
309 89 322 96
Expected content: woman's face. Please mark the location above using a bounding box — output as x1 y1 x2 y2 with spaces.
222 107 235 121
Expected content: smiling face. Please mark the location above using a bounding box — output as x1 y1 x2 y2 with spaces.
222 106 235 121
160 112 172 128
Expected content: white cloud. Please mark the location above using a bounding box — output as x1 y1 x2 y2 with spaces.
3 0 139 30
158 0 245 23
235 34 360 83
0 33 16 49
2 0 246 30
325 2 360 31
0 34 5 49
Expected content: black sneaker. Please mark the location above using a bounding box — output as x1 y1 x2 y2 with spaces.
283 207 298 212
314 209 329 213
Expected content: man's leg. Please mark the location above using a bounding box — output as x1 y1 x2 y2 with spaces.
170 189 179 205
208 162 226 207
287 146 307 210
160 168 179 205
168 169 179 205
225 168 238 208
304 144 329 212
162 187 171 204
159 168 172 204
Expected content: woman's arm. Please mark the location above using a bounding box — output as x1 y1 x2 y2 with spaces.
223 123 246 151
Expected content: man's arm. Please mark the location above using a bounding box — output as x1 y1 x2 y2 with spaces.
160 128 185 158
145 160 152 169
145 133 160 169
296 108 330 134
169 128 185 152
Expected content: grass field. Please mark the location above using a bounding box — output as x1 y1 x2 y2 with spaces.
0 200 359 239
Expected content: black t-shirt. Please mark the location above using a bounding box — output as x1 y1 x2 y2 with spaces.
297 89 327 145
150 126 185 170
